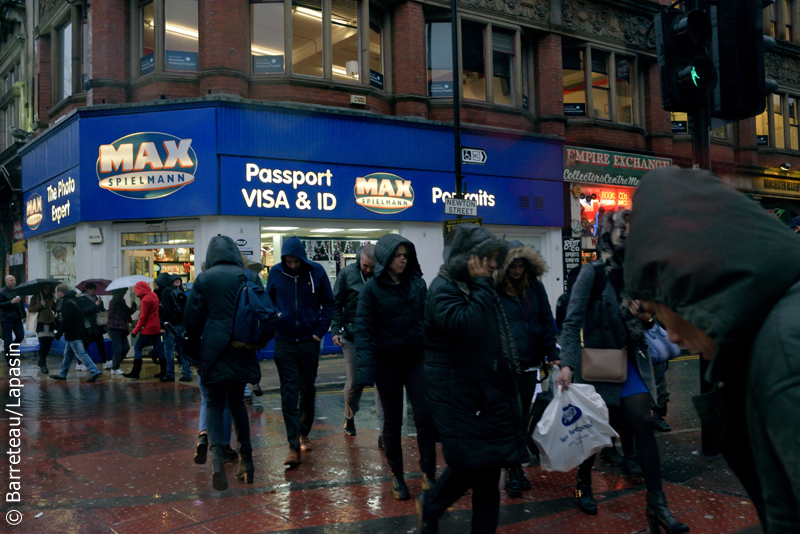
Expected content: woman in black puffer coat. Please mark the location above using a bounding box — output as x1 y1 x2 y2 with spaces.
355 233 436 501
184 235 262 491
420 224 524 534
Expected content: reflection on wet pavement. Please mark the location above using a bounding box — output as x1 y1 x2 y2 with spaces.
0 356 761 533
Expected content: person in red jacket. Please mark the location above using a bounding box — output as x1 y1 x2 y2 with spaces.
124 281 165 379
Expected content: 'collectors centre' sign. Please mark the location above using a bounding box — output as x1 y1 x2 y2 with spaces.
96 132 198 199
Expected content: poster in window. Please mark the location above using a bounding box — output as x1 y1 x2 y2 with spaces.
564 103 586 116
671 121 688 134
49 241 77 287
757 135 770 147
140 53 155 75
370 70 384 90
253 55 284 74
430 81 453 97
166 51 198 71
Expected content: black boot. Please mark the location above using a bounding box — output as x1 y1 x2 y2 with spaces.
417 494 439 534
515 465 532 491
647 491 689 534
234 449 255 484
211 446 228 491
622 455 645 477
575 475 597 515
123 359 142 379
390 473 410 500
504 468 522 498
154 358 166 378
194 434 208 465
38 354 49 374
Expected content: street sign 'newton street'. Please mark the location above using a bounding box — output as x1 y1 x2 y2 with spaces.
444 198 478 216
461 147 487 165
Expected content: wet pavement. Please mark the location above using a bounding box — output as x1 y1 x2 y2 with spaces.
0 353 761 533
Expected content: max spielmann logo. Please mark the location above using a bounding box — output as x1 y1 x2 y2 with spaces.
354 173 414 215
96 132 198 199
25 193 43 230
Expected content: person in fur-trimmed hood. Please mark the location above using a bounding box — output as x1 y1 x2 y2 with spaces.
494 240 558 498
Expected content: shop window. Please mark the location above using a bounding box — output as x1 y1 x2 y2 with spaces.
331 0 359 82
521 38 530 110
755 94 800 151
492 29 514 106
251 0 285 74
711 125 728 140
292 0 324 77
368 9 384 89
165 0 199 72
426 21 453 97
46 236 78 289
562 48 585 116
579 186 635 237
57 20 73 102
140 2 155 75
591 50 609 120
81 21 88 87
756 103 770 146
775 93 785 149
462 21 486 102
790 96 800 150
616 57 633 124
122 231 194 246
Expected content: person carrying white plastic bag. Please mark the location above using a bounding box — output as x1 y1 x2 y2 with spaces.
534 382 617 472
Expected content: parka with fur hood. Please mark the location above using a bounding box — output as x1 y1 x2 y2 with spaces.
184 235 261 385
625 166 800 531
494 240 558 366
424 224 525 469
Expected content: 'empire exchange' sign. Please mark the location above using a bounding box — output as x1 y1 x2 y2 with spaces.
563 146 672 187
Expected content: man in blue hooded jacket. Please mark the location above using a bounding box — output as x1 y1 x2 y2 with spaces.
267 236 335 466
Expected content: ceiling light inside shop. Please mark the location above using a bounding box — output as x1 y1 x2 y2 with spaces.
310 228 344 233
347 229 382 232
165 24 198 40
294 6 350 25
262 226 299 231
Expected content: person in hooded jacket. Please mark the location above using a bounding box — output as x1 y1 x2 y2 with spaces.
28 284 58 374
123 281 165 379
49 284 101 382
266 236 334 466
494 240 558 497
331 243 384 440
556 210 688 534
184 235 263 491
419 224 522 534
355 233 436 501
155 273 190 382
625 166 800 533
79 282 110 370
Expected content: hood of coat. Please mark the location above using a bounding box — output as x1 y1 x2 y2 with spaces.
60 289 78 302
373 234 421 279
444 224 508 282
206 235 245 270
280 236 313 269
155 272 173 290
493 240 548 286
625 165 800 361
133 281 153 299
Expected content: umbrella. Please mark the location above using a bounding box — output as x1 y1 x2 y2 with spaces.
13 279 60 297
76 278 113 295
106 275 153 292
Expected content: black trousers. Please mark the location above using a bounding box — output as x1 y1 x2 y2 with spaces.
373 358 437 476
517 369 538 456
205 382 251 452
274 338 320 451
38 337 54 367
423 466 501 534
1 320 24 361
85 330 108 362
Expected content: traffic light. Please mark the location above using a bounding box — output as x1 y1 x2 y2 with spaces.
655 8 717 111
709 0 778 121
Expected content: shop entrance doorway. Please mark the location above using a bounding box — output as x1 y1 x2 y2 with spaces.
121 231 196 284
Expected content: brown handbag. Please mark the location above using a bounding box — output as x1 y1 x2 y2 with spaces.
580 348 627 383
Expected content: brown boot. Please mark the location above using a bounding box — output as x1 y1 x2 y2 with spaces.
299 435 313 451
284 448 302 466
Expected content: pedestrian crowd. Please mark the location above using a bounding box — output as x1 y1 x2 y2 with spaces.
2 166 799 533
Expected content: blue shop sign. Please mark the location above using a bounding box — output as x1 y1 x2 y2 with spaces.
24 168 81 236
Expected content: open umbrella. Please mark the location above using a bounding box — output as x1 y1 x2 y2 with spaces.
76 279 113 295
106 275 153 292
13 278 60 297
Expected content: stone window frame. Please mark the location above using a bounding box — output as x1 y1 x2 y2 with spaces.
561 41 642 127
48 5 86 112
131 0 200 79
669 111 732 141
248 0 390 91
756 92 800 151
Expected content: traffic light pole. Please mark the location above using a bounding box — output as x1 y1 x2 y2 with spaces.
451 0 464 214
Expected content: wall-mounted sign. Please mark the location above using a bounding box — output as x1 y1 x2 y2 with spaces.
562 237 581 292
757 135 770 147
671 121 688 134
443 217 482 237
753 177 800 198
354 173 414 214
96 132 198 199
88 227 103 244
11 240 25 255
12 222 23 241
236 239 248 247
253 55 284 74
369 70 384 90
564 146 672 187
165 51 198 71
444 198 477 216
429 81 453 97
25 194 42 231
140 54 155 75
22 170 81 237
564 103 586 116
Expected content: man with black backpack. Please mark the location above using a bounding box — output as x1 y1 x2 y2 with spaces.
159 274 191 382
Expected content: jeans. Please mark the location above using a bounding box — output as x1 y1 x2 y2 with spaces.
373 358 437 476
197 374 231 444
206 382 251 453
273 338 320 451
342 338 383 431
57 339 100 377
1 320 24 360
133 333 164 361
164 325 190 380
108 329 130 371
423 466 501 534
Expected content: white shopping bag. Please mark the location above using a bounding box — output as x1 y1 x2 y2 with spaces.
533 383 617 472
